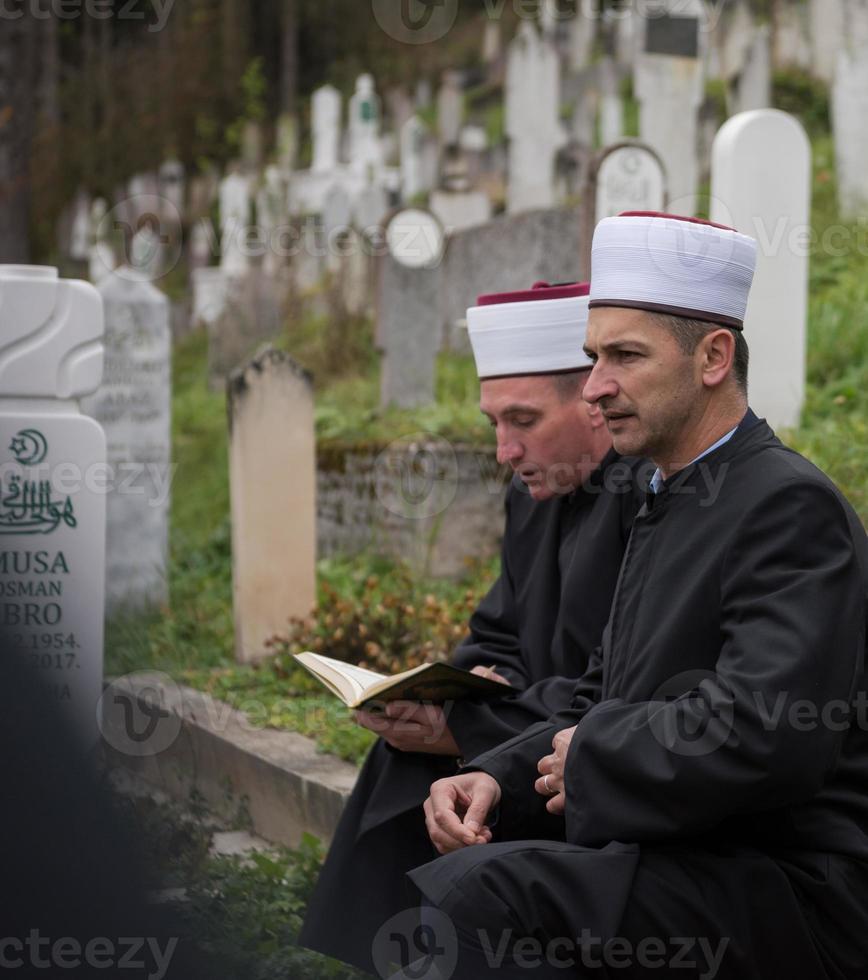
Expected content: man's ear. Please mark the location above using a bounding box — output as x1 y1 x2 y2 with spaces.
700 329 736 389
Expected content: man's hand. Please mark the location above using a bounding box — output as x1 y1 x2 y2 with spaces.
535 725 577 815
353 701 460 755
424 772 501 854
470 664 513 686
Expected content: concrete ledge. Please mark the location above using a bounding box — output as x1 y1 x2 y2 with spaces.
101 672 359 848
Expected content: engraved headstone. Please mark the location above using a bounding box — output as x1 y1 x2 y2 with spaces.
80 274 171 615
505 22 568 214
595 143 666 218
711 109 811 429
0 265 106 741
378 210 445 409
228 347 316 664
312 84 342 174
636 1 705 213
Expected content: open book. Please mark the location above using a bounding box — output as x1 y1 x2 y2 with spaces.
293 651 510 709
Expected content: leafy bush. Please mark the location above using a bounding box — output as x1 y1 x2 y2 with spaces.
772 69 831 137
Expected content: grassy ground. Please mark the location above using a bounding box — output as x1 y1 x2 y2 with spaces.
106 127 868 767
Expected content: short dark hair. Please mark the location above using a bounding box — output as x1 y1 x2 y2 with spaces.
551 368 591 401
652 313 749 394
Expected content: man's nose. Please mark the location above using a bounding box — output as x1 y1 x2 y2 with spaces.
582 363 617 405
496 437 523 465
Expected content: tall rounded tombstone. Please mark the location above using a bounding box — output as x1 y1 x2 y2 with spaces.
0 266 106 743
711 109 811 430
377 208 446 409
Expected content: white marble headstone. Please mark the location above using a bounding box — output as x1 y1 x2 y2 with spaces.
349 74 383 176
401 115 429 202
312 85 342 174
80 273 171 615
219 172 252 277
437 71 463 147
595 143 666 219
505 22 567 214
0 265 106 742
832 43 868 217
711 109 811 430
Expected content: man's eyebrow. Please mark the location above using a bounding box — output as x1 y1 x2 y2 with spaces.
480 404 541 417
594 338 651 353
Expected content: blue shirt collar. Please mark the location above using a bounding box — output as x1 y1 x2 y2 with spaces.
649 425 739 495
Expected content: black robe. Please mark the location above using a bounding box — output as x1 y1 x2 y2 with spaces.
409 414 868 979
299 452 648 973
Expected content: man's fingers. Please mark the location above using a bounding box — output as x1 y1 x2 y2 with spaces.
537 753 555 774
546 792 566 816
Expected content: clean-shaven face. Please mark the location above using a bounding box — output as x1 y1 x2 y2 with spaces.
479 372 611 501
581 307 700 461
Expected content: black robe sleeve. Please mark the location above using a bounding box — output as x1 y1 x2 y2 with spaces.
563 479 866 847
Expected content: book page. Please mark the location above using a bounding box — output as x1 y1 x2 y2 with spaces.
297 653 386 703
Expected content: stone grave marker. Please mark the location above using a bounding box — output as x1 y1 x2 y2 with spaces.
599 57 624 146
733 26 771 114
207 271 283 386
353 182 390 235
636 0 705 214
429 189 492 234
80 273 171 615
483 20 501 63
437 71 464 147
349 74 383 176
192 267 227 329
322 183 353 240
401 115 429 202
227 347 316 664
257 165 287 277
832 43 868 217
569 5 596 70
378 209 445 409
711 109 811 430
312 85 342 174
773 0 812 69
69 191 91 262
570 66 599 147
158 158 185 225
505 22 567 214
219 171 252 278
88 198 116 285
0 265 106 742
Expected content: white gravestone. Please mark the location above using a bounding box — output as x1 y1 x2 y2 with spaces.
349 74 383 176
569 6 596 70
810 0 844 82
312 85 342 174
436 71 463 147
483 20 501 63
595 143 667 218
832 43 868 217
774 1 812 69
227 347 316 664
70 192 91 262
0 265 106 742
219 172 252 278
192 267 228 329
711 109 811 430
378 210 445 409
80 274 171 614
599 57 624 147
158 159 185 226
506 22 568 214
256 165 287 277
401 115 429 202
733 27 771 114
353 183 390 235
88 198 116 285
636 2 705 214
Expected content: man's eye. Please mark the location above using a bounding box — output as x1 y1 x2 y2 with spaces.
617 350 640 361
513 417 536 428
